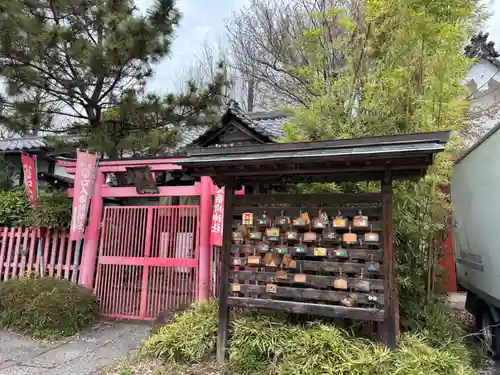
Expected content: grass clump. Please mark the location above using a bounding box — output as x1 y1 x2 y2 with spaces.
392 333 475 375
0 276 99 339
278 323 392 375
228 314 302 375
141 299 218 362
140 298 477 375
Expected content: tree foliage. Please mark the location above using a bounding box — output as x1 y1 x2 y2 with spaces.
0 0 228 156
228 0 363 109
282 0 481 141
0 156 16 191
280 0 482 318
47 74 228 157
0 0 179 125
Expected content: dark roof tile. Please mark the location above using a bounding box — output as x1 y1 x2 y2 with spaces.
0 108 290 153
229 107 288 140
175 126 210 150
0 137 46 152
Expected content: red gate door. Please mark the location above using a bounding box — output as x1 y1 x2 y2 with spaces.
95 205 200 320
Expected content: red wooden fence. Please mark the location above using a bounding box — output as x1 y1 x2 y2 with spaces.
0 227 79 282
95 206 201 320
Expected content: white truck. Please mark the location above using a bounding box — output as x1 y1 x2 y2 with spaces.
451 124 500 356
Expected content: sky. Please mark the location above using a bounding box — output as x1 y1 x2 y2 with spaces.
140 0 500 94
486 1 500 43
137 0 249 93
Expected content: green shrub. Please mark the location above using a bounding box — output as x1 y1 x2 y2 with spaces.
390 333 475 375
0 187 30 227
229 314 301 375
141 299 219 362
141 302 477 375
22 189 72 229
0 187 72 229
0 277 99 339
278 323 391 375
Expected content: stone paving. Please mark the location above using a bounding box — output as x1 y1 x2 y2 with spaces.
0 321 150 375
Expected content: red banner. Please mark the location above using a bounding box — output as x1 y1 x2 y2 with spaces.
70 150 98 243
210 186 224 246
21 153 37 207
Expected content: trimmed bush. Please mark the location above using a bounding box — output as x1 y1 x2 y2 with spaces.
141 300 477 375
0 277 99 339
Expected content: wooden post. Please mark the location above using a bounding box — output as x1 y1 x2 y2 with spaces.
199 176 213 300
79 170 105 288
381 172 399 349
216 186 234 364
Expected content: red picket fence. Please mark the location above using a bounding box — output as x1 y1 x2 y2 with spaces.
0 227 79 282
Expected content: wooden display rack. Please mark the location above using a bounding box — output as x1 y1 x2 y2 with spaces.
179 131 450 364
229 193 385 322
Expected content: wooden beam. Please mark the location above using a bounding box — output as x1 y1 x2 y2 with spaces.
230 284 385 306
232 207 382 218
99 157 184 166
228 297 385 321
98 164 182 173
258 259 383 274
230 246 384 262
381 172 399 349
225 165 409 177
231 219 382 233
231 257 384 274
233 193 383 206
229 271 385 291
216 186 234 365
185 131 450 156
99 185 201 198
206 169 425 185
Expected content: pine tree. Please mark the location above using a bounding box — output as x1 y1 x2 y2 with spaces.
0 0 227 156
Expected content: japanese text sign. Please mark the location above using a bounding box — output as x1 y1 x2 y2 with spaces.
21 153 38 207
70 150 98 243
210 186 225 246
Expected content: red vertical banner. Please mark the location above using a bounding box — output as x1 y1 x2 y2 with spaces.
210 186 224 246
20 153 38 207
70 150 98 243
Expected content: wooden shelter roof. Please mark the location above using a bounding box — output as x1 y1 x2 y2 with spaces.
179 131 450 185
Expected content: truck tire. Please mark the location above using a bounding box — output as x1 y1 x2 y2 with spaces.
477 307 500 358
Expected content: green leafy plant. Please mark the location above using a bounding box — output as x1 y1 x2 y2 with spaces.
0 187 30 227
228 314 302 375
22 189 72 229
0 277 99 339
0 0 229 159
141 304 477 375
0 187 72 229
275 0 481 334
141 299 219 362
390 333 475 375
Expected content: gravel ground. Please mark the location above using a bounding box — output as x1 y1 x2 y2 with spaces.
448 294 500 374
478 360 500 374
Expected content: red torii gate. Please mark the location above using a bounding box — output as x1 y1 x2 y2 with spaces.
60 156 243 318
